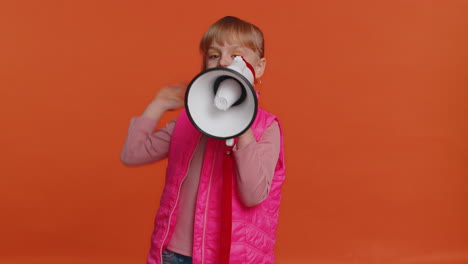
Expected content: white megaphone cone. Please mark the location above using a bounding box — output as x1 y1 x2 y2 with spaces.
185 56 257 140
214 78 242 111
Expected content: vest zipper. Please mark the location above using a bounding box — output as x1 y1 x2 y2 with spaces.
200 140 219 264
159 137 201 261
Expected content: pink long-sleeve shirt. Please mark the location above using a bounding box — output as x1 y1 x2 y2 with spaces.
121 116 280 257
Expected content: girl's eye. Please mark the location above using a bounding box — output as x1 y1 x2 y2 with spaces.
208 54 220 59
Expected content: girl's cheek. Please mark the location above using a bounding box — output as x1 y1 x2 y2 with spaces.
205 59 217 69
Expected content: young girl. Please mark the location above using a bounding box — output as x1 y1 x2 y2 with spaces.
121 16 286 264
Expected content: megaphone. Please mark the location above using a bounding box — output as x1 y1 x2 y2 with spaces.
185 56 258 140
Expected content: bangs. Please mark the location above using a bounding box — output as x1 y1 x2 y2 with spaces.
200 16 264 58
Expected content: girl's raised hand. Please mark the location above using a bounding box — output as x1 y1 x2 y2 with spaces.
143 83 187 120
155 83 188 111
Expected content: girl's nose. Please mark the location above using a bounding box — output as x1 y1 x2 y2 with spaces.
219 55 232 68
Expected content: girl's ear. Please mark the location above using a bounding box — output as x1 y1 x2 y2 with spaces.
254 58 267 78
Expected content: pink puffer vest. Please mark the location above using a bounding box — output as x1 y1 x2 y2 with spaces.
147 107 286 264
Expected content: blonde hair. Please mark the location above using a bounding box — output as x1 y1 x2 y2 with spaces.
200 16 265 66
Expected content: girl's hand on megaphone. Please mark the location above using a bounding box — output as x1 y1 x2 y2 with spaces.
237 129 254 149
143 83 187 120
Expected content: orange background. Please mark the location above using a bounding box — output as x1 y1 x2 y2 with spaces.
1 0 467 263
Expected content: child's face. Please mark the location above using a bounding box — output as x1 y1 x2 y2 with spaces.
205 41 266 79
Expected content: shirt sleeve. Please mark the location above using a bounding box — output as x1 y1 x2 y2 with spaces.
232 121 281 207
120 116 176 166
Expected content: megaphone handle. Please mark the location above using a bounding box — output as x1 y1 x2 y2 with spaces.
226 138 234 147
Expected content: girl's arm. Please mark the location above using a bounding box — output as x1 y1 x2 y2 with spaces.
120 117 175 166
233 121 280 207
120 83 186 166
